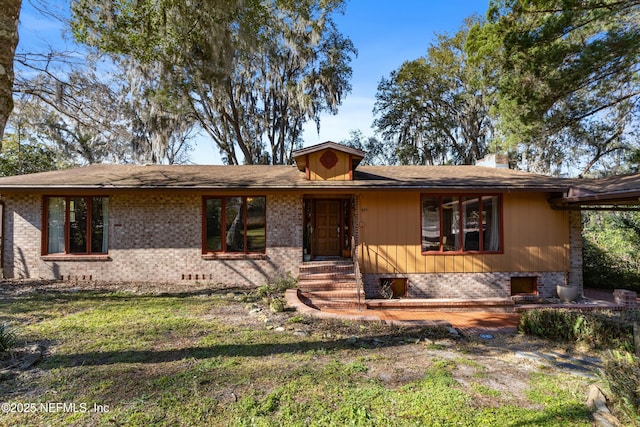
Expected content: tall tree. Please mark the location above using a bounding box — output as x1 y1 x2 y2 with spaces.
71 0 355 165
340 130 395 165
14 68 119 164
203 14 354 165
583 210 640 290
120 57 197 164
13 57 195 165
467 0 640 175
373 19 494 165
0 132 58 176
0 0 22 146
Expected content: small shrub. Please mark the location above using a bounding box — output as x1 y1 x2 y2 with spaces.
603 350 640 423
518 309 633 351
255 274 298 300
269 298 285 313
270 273 298 292
0 324 17 354
255 285 272 298
287 315 305 324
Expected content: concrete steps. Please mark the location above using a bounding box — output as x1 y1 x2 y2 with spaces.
297 261 514 313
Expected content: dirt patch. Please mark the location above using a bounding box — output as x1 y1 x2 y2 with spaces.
0 278 253 297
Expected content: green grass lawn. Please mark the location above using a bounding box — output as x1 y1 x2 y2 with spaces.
0 284 594 426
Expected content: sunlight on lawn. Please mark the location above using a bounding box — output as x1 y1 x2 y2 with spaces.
0 288 593 426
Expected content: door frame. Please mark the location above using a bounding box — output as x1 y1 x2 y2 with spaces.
303 196 353 261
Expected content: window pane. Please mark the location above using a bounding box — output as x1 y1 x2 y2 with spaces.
246 197 266 252
69 197 88 253
91 197 108 253
47 197 66 254
442 196 460 251
483 196 501 251
205 199 222 252
463 196 480 251
225 197 245 252
421 196 440 251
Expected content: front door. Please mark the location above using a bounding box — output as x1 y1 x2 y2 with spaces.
314 200 341 257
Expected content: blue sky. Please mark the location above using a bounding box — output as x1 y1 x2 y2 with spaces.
17 0 490 164
300 0 489 147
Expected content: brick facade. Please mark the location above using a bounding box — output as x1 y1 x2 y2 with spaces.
2 193 303 286
363 271 567 299
568 210 584 294
613 289 638 308
1 191 581 299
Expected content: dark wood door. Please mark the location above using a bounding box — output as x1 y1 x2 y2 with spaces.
314 200 341 257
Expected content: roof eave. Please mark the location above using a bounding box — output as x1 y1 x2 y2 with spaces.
0 183 570 194
292 141 366 159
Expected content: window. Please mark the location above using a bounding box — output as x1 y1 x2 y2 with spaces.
203 196 266 253
421 194 501 253
44 196 109 255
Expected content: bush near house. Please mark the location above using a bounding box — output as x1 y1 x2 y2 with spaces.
256 274 297 313
602 351 640 424
583 211 640 292
518 309 636 351
583 238 640 292
519 308 640 423
256 273 297 298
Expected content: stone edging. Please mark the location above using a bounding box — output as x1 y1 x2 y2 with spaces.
587 384 621 427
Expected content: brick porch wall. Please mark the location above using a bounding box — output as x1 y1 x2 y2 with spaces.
363 271 566 299
2 193 303 286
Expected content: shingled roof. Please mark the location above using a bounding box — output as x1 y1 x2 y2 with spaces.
0 163 570 193
564 173 640 205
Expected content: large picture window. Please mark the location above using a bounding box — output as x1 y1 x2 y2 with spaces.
421 194 501 254
44 196 109 255
203 196 266 253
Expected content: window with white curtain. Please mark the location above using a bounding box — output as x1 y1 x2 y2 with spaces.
421 194 502 253
44 196 109 254
47 197 66 254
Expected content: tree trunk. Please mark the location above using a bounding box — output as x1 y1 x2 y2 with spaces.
0 0 22 147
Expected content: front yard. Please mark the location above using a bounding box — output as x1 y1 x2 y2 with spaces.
0 281 596 426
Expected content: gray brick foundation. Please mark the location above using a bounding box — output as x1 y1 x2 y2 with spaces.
363 271 567 299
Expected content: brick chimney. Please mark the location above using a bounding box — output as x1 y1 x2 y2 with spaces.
476 154 509 169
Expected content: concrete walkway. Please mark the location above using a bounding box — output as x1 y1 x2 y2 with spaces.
285 288 623 336
285 289 519 334
322 308 520 334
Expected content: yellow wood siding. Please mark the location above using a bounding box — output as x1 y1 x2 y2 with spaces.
358 192 569 274
308 150 351 181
